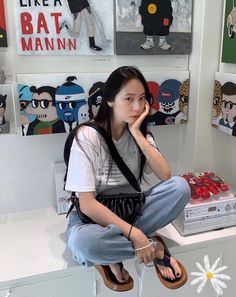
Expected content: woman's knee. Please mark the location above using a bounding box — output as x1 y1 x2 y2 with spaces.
170 176 191 204
68 227 98 262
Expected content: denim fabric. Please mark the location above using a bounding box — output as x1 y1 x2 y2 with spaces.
66 176 190 267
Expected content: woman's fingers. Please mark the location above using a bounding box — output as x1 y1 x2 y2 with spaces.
136 246 156 264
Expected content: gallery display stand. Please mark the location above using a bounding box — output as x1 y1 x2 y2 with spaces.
0 207 236 297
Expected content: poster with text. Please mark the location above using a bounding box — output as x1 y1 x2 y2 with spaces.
0 0 7 47
116 0 192 55
212 72 236 138
15 0 114 55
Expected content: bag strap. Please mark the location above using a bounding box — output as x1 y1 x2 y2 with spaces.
84 122 142 193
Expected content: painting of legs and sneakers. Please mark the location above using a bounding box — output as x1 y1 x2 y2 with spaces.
116 0 192 55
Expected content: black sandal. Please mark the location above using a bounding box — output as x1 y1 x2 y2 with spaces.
152 236 188 289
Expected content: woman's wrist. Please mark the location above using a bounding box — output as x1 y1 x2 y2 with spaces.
128 226 142 241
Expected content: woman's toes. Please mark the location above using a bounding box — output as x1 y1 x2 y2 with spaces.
122 268 131 282
159 266 176 280
109 264 131 283
170 258 182 278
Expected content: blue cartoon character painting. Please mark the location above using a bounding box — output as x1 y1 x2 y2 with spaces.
55 76 87 132
139 0 173 50
18 84 37 136
148 79 181 125
26 86 66 135
0 93 10 134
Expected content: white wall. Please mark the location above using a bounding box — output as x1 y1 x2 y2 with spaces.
1 0 235 215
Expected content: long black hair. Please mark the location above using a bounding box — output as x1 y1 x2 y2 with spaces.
64 66 152 182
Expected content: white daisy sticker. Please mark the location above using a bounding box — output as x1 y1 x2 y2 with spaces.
191 255 231 296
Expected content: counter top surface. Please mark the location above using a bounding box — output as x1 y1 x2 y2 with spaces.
1 207 236 284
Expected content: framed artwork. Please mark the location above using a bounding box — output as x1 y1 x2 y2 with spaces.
16 72 109 135
14 0 114 55
222 0 236 63
212 72 236 138
0 0 7 47
16 70 189 136
145 71 190 125
0 84 16 134
116 0 192 55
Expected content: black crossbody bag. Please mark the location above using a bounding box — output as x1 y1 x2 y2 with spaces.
66 123 146 224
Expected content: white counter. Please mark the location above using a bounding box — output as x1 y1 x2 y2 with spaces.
1 207 236 286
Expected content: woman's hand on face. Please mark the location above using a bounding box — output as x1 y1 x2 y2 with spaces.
129 227 156 265
128 100 150 135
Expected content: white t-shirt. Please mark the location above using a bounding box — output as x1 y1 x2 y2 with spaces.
65 125 157 195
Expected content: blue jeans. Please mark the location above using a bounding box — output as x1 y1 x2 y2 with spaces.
66 176 190 267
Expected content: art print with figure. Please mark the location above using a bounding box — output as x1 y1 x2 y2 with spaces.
14 0 114 55
0 0 7 47
0 84 16 134
212 72 236 137
16 72 108 135
222 0 236 63
116 0 192 55
146 71 189 126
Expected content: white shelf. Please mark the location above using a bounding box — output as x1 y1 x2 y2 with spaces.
0 208 76 284
1 207 236 285
158 223 236 254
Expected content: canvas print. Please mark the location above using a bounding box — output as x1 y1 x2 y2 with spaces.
146 71 190 125
16 72 108 135
116 0 192 55
54 162 71 214
0 0 7 47
212 72 236 137
0 84 16 134
14 0 114 55
222 0 236 63
16 70 189 136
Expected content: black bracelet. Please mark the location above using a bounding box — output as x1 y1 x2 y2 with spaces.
127 225 133 240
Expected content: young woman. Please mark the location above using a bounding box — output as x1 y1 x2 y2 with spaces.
64 66 191 291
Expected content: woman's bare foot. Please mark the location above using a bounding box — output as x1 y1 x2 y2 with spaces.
155 241 182 281
109 263 130 283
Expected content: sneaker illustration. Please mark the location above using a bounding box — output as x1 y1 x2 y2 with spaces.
90 45 103 52
140 40 155 50
158 40 171 51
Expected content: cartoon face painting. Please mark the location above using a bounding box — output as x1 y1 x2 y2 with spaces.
55 76 86 123
88 81 105 119
0 94 7 125
18 84 36 125
221 82 236 123
212 80 222 126
0 93 10 134
179 79 189 115
158 79 181 115
78 104 89 124
30 86 58 122
147 81 159 115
